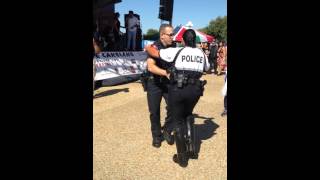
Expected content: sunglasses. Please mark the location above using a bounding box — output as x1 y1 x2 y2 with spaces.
164 33 174 37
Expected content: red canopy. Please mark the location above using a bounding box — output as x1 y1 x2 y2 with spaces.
173 26 214 43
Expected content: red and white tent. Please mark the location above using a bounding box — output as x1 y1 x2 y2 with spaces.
173 25 214 43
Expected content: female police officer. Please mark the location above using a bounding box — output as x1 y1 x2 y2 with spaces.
146 29 210 167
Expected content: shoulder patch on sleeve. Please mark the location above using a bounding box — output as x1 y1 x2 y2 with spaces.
151 44 159 50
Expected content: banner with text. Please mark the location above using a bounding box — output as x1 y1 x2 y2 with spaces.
94 51 147 85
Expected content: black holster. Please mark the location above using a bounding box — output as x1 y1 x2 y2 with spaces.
140 71 149 92
169 69 188 88
176 74 187 88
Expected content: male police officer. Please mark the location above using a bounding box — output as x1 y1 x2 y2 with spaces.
145 24 176 148
146 29 210 167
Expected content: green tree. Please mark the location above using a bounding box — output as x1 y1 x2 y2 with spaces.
143 29 159 40
199 16 227 42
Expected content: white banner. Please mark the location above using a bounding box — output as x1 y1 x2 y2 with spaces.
94 51 148 85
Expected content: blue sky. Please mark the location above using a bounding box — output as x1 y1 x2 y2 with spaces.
115 0 227 34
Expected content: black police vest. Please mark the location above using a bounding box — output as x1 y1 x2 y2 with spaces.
148 40 176 82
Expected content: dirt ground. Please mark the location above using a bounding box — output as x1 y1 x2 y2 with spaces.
93 73 227 180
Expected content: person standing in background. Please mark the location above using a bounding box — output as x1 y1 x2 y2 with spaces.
126 10 140 51
217 41 227 75
113 12 121 50
221 70 227 116
208 41 218 74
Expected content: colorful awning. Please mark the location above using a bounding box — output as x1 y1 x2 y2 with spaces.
173 26 214 43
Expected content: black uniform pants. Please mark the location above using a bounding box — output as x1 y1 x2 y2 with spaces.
147 80 173 139
168 83 202 154
213 57 218 72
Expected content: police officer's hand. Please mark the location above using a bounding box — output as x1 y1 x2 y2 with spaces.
166 72 170 80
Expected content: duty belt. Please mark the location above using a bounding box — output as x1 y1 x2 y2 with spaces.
148 75 169 83
186 78 201 84
171 75 201 88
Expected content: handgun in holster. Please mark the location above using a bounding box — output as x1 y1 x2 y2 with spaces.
176 74 185 88
168 66 190 88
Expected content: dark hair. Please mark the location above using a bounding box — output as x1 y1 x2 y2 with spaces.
182 29 196 48
219 41 225 46
129 10 133 14
159 23 172 34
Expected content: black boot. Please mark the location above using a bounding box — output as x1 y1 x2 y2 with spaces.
162 127 174 145
186 115 197 158
173 153 188 167
173 126 188 167
152 136 162 148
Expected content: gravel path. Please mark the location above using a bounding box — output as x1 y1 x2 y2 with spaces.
93 74 227 180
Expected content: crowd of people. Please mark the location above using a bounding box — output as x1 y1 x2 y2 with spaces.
93 12 123 51
200 40 227 76
93 10 142 52
204 40 227 116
